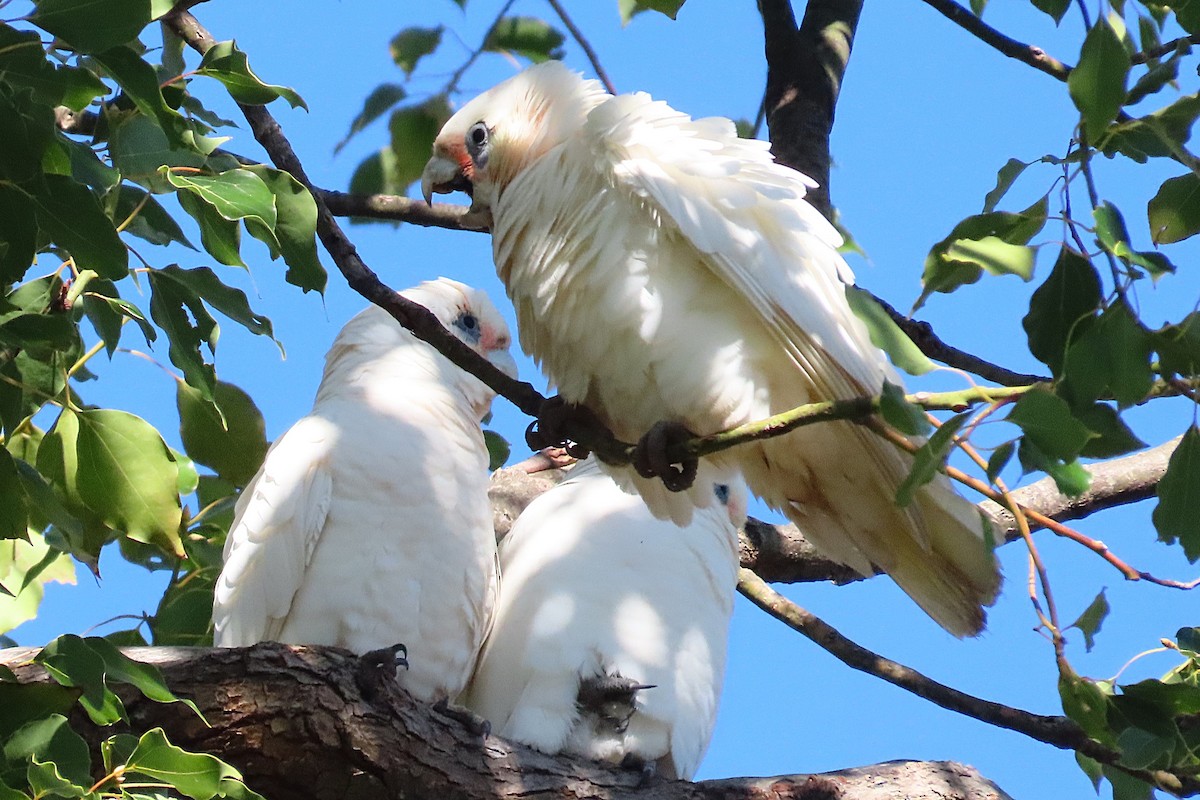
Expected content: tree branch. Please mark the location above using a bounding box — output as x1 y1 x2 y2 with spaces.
0 644 1014 800
917 0 1071 80
544 0 617 95
735 570 1199 797
759 0 864 220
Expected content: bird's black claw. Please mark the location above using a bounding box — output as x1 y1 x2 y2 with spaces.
620 753 657 785
433 696 492 738
633 420 698 492
525 395 593 459
355 643 408 701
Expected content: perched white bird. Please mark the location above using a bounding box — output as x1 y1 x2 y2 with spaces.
212 278 518 702
422 62 1000 636
464 458 745 779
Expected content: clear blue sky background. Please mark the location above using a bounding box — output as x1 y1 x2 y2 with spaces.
10 2 1200 798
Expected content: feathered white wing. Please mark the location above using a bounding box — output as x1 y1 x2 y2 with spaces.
213 415 335 646
464 460 737 779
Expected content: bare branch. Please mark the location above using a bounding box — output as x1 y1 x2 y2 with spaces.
316 189 482 231
917 0 1071 80
0 644 1015 800
735 570 1198 797
544 0 617 95
1132 34 1200 65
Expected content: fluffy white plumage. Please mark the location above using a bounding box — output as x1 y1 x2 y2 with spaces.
212 278 517 702
463 458 744 779
423 62 1001 637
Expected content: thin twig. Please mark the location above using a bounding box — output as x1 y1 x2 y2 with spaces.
918 0 1071 80
1131 33 1200 65
544 0 616 94
736 568 1197 796
445 0 518 96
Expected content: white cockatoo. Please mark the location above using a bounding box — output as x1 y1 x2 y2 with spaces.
422 62 1001 637
212 278 518 703
464 457 745 779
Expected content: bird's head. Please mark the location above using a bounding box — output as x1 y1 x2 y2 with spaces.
712 476 749 529
403 277 518 419
421 61 609 222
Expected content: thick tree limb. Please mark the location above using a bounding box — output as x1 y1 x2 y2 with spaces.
759 0 864 220
0 644 1013 800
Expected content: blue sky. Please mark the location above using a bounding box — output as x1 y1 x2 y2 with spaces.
11 2 1200 798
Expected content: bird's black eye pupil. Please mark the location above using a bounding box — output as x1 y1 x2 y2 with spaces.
470 125 487 147
462 314 477 329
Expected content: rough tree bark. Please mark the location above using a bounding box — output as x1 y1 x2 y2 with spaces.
0 645 1013 800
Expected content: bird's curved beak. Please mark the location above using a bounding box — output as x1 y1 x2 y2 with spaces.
488 349 519 381
421 155 467 206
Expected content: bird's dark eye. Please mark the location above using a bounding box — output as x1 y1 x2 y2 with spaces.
714 484 730 504
454 311 482 343
467 122 489 151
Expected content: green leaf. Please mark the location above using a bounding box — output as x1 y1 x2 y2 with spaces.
1007 388 1094 461
173 448 199 496
619 0 686 24
82 282 158 357
151 566 216 646
1068 588 1110 652
918 197 1047 307
115 186 197 250
177 380 268 487
155 265 276 341
1017 438 1092 496
1148 173 1200 245
60 135 120 193
970 0 987 15
878 381 933 437
176 190 245 268
1068 18 1131 134
32 174 129 280
36 635 125 725
982 157 1030 212
91 45 187 143
1060 300 1154 409
1030 0 1070 24
844 287 933 375
390 27 443 75
163 168 277 230
1075 403 1146 459
483 17 565 63
986 441 1015 483
943 237 1035 280
241 166 326 294
147 269 219 401
1026 250 1102 375
109 114 206 191
29 0 153 53
37 407 184 557
387 96 453 193
1114 727 1173 771
1059 669 1114 743
0 684 78 740
77 636 201 716
195 40 306 109
0 532 75 635
0 449 29 540
895 413 969 507
4 714 91 792
483 430 510 471
0 82 55 186
335 83 406 153
1156 312 1200 378
0 185 37 285
1152 426 1200 561
0 25 105 111
124 728 265 800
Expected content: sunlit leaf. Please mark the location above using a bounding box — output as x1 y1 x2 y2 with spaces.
878 381 933 437
242 166 326 294
483 17 565 62
845 287 933 375
982 157 1030 212
1068 17 1131 134
0 532 75 635
124 728 265 800
196 41 306 109
176 190 245 268
387 96 453 193
29 0 154 53
1148 173 1200 244
163 168 277 230
1068 589 1109 652
390 27 442 75
1017 438 1091 496
37 408 184 557
896 413 969 507
619 0 686 24
3 714 90 794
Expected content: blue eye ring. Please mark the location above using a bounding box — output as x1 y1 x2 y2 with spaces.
714 484 730 504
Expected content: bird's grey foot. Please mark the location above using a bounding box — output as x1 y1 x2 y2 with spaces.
524 395 593 459
619 753 657 785
633 420 698 492
433 696 492 738
354 643 408 701
578 671 655 734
